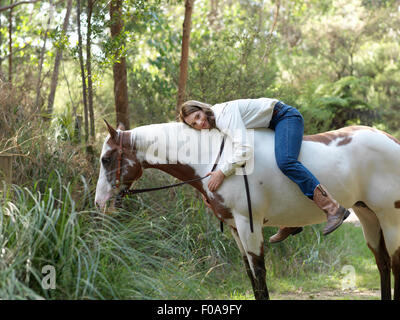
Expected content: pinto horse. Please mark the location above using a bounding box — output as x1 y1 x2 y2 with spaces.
95 121 400 300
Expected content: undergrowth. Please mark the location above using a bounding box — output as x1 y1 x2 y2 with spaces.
0 169 378 299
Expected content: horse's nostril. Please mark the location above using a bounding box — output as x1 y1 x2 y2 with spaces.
95 199 106 212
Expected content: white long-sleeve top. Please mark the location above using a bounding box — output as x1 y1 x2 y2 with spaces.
211 98 278 176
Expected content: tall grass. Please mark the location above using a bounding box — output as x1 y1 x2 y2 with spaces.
0 168 377 299
0 170 243 299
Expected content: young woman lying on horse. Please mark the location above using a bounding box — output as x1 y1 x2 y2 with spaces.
179 98 350 243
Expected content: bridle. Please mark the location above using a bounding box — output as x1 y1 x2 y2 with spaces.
112 131 254 233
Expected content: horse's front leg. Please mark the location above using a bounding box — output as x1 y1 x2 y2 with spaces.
234 214 269 300
230 226 257 293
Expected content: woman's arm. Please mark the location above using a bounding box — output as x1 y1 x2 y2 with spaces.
218 103 253 177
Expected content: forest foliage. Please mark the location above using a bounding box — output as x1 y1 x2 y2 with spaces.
0 0 399 300
1 0 399 142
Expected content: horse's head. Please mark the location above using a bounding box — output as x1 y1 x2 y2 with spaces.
95 120 143 212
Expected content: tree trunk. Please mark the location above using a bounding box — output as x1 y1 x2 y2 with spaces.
176 0 194 115
110 0 129 129
77 0 88 142
35 0 53 109
262 0 280 63
87 0 95 140
208 0 218 28
8 1 13 83
0 1 2 70
46 0 72 117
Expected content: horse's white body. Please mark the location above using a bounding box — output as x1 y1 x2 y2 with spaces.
95 122 400 299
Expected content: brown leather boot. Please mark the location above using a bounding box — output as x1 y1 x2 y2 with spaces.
313 184 350 236
269 227 303 243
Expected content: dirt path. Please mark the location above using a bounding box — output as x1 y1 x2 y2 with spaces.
272 289 381 300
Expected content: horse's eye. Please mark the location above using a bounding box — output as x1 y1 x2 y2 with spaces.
102 157 111 166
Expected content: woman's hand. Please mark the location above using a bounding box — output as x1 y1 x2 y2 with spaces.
206 170 225 192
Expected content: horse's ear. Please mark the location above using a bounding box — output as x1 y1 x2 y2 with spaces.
117 122 125 131
103 119 118 141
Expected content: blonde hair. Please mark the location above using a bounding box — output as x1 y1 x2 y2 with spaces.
178 100 216 129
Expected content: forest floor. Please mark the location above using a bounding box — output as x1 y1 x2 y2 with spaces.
231 287 381 300
271 289 380 300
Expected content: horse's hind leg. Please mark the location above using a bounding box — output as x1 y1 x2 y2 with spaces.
377 208 400 301
352 204 392 300
234 214 269 300
369 230 392 300
393 248 400 300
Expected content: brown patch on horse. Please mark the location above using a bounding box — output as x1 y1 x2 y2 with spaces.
102 137 121 184
303 126 363 146
304 125 400 149
208 193 234 221
143 162 205 192
303 126 374 146
247 244 269 300
337 136 353 146
121 132 142 180
392 247 400 300
103 131 142 186
395 201 400 209
144 161 233 221
303 132 334 145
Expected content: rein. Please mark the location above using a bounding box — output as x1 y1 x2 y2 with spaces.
114 131 254 233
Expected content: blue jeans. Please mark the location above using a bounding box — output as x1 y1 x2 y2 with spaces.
268 102 320 199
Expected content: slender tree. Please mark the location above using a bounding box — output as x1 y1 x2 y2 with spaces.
87 0 95 140
208 0 218 28
262 0 280 63
110 0 129 129
0 1 2 71
176 0 194 114
46 0 72 117
8 0 13 83
1 0 44 83
77 0 89 142
35 0 53 109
